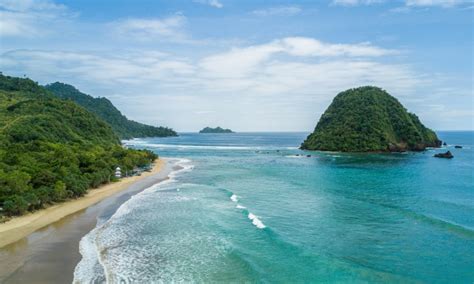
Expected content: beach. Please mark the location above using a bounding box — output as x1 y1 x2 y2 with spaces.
0 158 174 283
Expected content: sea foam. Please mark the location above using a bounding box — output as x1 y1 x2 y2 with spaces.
73 158 194 283
248 213 266 229
123 142 265 150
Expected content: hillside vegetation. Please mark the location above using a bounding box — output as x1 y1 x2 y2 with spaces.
0 74 157 217
301 86 441 152
46 82 177 139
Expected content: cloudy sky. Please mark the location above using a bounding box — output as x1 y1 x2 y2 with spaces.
0 0 472 131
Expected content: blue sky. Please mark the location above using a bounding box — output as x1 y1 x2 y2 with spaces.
0 0 473 131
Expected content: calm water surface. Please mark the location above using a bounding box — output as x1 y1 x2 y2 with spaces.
74 132 474 283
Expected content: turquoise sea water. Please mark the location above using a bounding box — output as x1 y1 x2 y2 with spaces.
74 132 474 283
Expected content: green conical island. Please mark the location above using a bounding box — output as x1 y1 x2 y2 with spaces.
301 86 441 152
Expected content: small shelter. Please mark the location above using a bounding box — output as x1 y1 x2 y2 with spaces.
115 167 122 178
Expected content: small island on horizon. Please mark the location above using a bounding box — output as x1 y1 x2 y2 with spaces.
199 126 234 134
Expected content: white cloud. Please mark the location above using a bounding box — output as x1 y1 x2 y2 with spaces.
251 6 302 16
0 0 65 12
405 0 472 7
194 0 223 8
199 38 396 78
0 37 419 131
333 0 471 7
0 0 70 37
389 0 472 12
0 50 195 86
110 15 189 42
332 0 474 7
281 37 396 57
2 36 467 131
332 0 385 6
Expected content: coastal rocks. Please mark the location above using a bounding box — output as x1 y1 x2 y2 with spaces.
434 151 454 159
388 143 407 152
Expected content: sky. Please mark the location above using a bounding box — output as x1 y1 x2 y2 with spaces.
0 0 473 132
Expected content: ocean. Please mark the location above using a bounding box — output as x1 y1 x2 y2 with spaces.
74 132 474 283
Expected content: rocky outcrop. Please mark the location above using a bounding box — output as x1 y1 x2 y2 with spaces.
434 151 453 159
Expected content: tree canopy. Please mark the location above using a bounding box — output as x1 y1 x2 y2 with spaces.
0 74 157 217
46 82 177 139
301 86 441 152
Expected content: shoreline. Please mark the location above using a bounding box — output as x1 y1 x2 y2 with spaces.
0 158 175 283
0 159 166 249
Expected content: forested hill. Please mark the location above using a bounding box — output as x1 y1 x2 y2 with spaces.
301 86 441 152
45 82 177 139
0 74 157 217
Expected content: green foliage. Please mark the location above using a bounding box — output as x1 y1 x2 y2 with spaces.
0 72 49 96
45 82 177 139
0 74 158 217
3 195 28 215
199 126 234 133
301 86 441 152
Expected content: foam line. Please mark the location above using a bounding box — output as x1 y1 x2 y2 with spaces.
248 213 266 229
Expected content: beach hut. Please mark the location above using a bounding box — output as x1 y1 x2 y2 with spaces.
115 167 121 178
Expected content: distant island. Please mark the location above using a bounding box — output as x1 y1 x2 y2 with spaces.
301 86 441 152
45 82 177 139
199 127 234 133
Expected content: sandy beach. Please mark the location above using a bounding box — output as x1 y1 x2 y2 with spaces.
0 158 174 284
0 159 166 248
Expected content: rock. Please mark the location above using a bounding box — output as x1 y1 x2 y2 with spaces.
454 145 462 149
306 155 311 157
434 151 453 159
443 142 447 146
388 143 405 152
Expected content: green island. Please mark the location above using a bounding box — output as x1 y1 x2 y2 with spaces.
199 126 234 133
0 74 160 217
45 82 177 139
301 86 441 152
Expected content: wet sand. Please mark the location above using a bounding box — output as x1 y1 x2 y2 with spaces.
0 159 175 284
